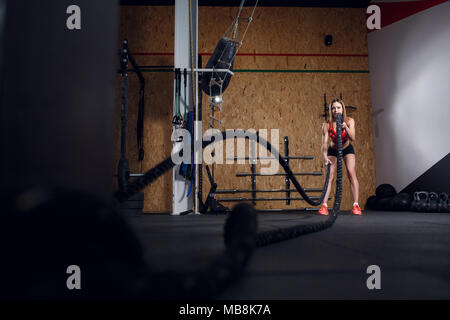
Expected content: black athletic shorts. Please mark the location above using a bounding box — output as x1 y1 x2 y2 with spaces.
327 144 355 157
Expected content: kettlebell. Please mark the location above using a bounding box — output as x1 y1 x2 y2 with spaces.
437 193 448 212
414 191 429 212
411 192 419 211
428 192 439 212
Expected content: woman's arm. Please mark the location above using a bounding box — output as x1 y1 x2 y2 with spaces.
321 123 330 164
343 118 356 142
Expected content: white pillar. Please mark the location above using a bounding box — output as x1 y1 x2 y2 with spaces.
172 0 198 215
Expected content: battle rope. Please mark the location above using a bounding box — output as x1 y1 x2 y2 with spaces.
114 127 335 208
114 116 344 239
137 202 258 300
113 114 343 299
256 114 343 247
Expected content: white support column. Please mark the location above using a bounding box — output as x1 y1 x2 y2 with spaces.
172 0 198 215
193 1 200 215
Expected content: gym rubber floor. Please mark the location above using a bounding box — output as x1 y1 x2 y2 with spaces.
128 210 450 299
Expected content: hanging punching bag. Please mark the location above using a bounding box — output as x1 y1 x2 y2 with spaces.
200 37 238 97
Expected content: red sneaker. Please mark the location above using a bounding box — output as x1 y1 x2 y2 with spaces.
352 204 362 215
318 204 329 215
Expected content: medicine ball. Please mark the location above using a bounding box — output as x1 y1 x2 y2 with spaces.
376 184 397 199
378 196 395 211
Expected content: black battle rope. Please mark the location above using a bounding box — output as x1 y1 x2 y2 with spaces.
138 202 258 300
114 130 334 208
256 113 343 247
113 114 343 299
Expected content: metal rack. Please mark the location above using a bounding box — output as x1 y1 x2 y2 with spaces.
215 136 330 209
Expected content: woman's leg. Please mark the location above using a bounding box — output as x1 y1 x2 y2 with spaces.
323 156 337 205
344 153 359 204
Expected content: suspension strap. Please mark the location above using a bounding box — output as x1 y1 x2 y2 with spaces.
213 0 259 86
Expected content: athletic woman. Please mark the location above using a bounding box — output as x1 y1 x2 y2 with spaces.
319 99 362 215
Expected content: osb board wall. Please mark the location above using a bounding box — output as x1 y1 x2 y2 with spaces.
115 6 174 212
204 73 374 210
116 6 375 212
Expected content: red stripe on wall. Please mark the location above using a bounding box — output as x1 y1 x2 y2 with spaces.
367 0 449 32
133 52 368 57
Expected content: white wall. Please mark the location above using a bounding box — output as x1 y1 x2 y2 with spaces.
368 1 450 191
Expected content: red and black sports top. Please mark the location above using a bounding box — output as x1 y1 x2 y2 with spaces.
328 123 349 144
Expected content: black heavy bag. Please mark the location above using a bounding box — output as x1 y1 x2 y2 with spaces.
376 184 397 199
392 192 412 211
200 37 238 97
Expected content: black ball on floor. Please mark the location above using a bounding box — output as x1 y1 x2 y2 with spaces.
378 196 395 211
376 184 397 199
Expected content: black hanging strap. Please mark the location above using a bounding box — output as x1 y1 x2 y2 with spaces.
128 49 145 161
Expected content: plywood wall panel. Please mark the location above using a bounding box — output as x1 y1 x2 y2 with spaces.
116 6 174 212
118 6 375 212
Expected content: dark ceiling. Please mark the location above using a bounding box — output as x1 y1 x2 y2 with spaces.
120 0 372 8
